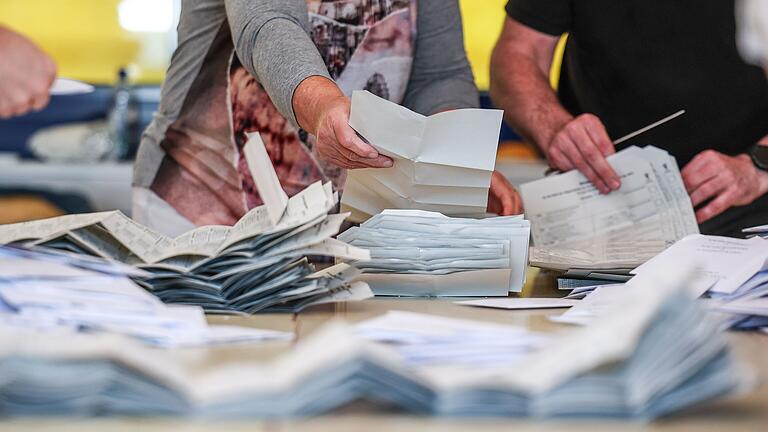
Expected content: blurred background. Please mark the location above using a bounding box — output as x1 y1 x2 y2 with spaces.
0 0 556 224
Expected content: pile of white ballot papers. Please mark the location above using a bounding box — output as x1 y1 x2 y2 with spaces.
341 91 504 221
0 246 291 347
0 264 747 419
744 224 768 238
0 134 373 314
522 145 699 271
554 234 768 331
631 234 768 330
337 209 530 296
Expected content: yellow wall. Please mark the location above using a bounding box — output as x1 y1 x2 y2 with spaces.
0 0 560 90
0 0 167 85
460 0 507 91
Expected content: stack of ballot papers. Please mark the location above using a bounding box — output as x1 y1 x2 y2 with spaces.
341 91 504 221
630 234 768 330
743 224 768 238
522 145 699 272
0 246 291 347
0 261 747 419
354 310 550 366
337 209 530 296
0 134 373 314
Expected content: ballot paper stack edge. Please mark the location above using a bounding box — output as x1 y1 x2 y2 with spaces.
337 209 531 296
0 261 745 419
0 246 295 347
630 233 768 331
0 134 373 314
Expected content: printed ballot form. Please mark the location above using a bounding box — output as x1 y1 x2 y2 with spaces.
342 91 504 221
521 146 699 270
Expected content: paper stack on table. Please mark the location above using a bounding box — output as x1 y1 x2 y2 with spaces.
522 145 699 272
743 224 768 238
630 234 768 330
354 310 549 366
0 246 291 347
0 261 746 419
341 91 504 222
0 133 373 314
337 209 530 296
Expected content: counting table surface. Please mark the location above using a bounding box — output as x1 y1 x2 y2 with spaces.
3 270 767 431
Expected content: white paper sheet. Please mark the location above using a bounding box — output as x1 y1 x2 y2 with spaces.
49 78 95 96
342 91 503 221
631 234 768 295
243 132 289 225
456 298 579 310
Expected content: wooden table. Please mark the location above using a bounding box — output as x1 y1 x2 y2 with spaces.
3 271 767 431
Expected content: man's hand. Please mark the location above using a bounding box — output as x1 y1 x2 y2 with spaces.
487 171 523 216
294 76 392 169
682 150 768 223
0 27 56 119
545 114 622 194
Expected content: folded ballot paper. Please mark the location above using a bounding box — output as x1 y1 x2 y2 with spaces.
522 145 699 272
743 224 768 238
0 133 373 314
630 234 768 330
341 91 504 221
0 246 292 348
0 261 747 419
337 209 530 296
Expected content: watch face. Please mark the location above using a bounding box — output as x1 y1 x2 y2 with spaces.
754 145 768 170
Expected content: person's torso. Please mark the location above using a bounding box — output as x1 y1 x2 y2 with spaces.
559 0 768 166
137 0 417 228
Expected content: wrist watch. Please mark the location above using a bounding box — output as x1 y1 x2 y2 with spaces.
751 144 768 171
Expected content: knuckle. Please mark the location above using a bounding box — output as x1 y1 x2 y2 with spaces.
345 150 360 162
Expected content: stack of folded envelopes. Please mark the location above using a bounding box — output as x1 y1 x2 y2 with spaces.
0 246 292 347
338 209 530 296
0 134 372 314
0 262 748 419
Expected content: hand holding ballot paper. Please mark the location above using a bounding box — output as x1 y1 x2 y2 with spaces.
342 91 513 221
522 145 699 271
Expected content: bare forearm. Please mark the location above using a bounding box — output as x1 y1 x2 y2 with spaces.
490 51 571 152
292 76 345 134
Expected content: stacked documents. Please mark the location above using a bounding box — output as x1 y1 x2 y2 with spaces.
354 310 549 366
630 234 768 330
0 262 746 419
0 246 291 347
0 134 372 313
341 91 504 221
744 224 768 238
337 209 530 296
522 145 699 271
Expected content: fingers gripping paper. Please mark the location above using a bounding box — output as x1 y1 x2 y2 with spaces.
342 91 504 221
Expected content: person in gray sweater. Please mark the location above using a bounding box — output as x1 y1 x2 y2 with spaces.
133 0 521 235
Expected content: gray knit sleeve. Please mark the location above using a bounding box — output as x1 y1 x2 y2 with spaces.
402 0 480 114
225 0 331 127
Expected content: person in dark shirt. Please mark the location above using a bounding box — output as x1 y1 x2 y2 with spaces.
491 0 768 237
